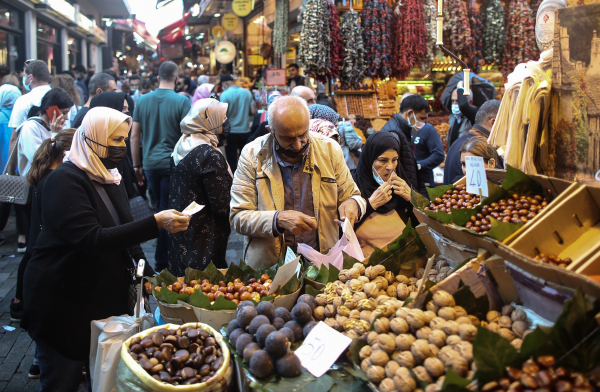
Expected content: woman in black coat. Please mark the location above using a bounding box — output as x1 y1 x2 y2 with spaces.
168 98 232 274
22 107 190 391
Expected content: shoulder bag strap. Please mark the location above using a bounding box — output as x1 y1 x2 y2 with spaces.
91 181 121 226
3 125 23 176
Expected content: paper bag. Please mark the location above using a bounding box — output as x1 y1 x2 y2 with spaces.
89 300 154 392
297 220 364 270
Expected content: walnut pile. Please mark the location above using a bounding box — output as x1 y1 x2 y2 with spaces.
481 305 534 350
416 259 452 284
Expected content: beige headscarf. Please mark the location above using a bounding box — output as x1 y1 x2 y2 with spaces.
65 107 132 185
172 98 232 176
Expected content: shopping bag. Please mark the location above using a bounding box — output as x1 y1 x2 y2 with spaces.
89 299 154 392
297 220 364 270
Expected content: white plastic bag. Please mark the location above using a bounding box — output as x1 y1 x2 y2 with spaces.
297 220 364 270
89 299 154 392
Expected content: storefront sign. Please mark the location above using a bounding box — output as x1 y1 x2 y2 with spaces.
77 13 94 33
47 0 75 22
265 69 287 86
212 25 225 39
222 13 239 31
232 0 254 17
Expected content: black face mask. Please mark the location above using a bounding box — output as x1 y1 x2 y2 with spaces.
85 136 128 169
272 133 310 159
221 119 231 138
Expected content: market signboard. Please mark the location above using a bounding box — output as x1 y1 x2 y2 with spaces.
222 13 239 31
212 25 225 39
232 0 254 17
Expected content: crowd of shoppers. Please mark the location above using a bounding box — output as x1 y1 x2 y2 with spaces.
0 59 510 390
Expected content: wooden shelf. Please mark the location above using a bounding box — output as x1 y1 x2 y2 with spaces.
333 90 376 95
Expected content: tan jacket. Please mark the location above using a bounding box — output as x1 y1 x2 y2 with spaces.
230 132 366 269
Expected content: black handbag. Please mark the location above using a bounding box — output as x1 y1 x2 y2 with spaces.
129 196 153 221
0 130 30 205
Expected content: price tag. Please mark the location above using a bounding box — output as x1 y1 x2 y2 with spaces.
294 322 352 377
465 156 489 197
136 259 145 278
265 69 287 86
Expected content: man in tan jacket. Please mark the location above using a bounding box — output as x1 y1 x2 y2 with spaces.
230 96 366 269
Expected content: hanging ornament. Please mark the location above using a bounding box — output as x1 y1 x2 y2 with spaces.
481 0 505 65
298 0 331 78
273 0 289 57
361 0 392 78
340 9 366 89
391 0 427 80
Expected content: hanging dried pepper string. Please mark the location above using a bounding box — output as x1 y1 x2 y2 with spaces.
481 0 505 65
340 9 366 89
327 2 345 80
362 0 392 78
501 0 538 77
391 0 427 79
468 4 483 73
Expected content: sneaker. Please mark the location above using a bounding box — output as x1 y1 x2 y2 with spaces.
28 364 40 379
17 242 26 253
9 299 23 322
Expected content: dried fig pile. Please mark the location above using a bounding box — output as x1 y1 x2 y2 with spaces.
128 326 226 386
481 305 534 350
313 263 439 338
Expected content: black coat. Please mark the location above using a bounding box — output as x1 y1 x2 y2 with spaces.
168 146 232 274
22 162 158 360
379 114 420 191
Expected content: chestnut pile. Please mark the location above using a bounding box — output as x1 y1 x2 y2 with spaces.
228 295 317 379
424 184 482 213
155 275 272 305
482 356 597 392
128 326 225 386
533 253 572 269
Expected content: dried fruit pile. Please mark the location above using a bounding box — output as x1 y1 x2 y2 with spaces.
312 263 440 338
227 296 317 378
481 305 534 350
156 275 272 305
358 290 480 389
425 184 483 213
361 0 391 78
532 253 573 269
127 326 226 386
484 355 596 392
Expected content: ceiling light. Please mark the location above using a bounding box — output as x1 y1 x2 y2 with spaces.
214 13 221 17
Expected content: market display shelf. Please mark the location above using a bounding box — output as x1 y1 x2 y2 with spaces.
332 90 376 95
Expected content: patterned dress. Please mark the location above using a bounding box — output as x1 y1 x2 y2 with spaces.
168 145 232 274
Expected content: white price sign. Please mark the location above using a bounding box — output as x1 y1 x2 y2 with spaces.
294 322 352 377
465 156 489 197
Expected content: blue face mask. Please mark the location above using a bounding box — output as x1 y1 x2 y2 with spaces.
22 75 32 91
372 165 385 185
451 104 461 116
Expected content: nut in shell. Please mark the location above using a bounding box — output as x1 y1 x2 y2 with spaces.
502 304 516 316
324 304 336 318
498 316 513 328
338 269 350 283
428 329 447 347
438 307 456 321
416 268 425 279
512 321 527 338
349 279 364 293
369 350 390 367
416 326 432 340
337 305 351 317
359 345 372 360
354 320 370 335
377 334 397 354
448 355 469 377
458 323 478 342
511 309 527 323
314 306 325 320
397 284 410 300
374 317 391 334
433 290 456 308
467 315 480 326
441 320 460 336
438 346 461 366
487 322 500 333
315 294 327 307
411 339 433 361
384 271 395 284
394 371 417 392
454 306 468 318
395 307 409 319
360 310 372 321
335 315 348 327
487 310 501 323
511 339 523 350
361 358 371 373
426 301 440 313
454 341 473 362
363 282 379 298
394 351 416 368
396 275 410 285
353 263 366 275
395 334 416 351
367 366 386 383
385 361 400 379
380 378 397 392
344 299 358 310
413 365 433 384
367 331 379 345
498 328 516 342
376 305 394 318
353 292 367 302
424 357 445 378
429 317 446 331
348 268 360 280
387 285 398 298
406 309 428 329
390 318 409 334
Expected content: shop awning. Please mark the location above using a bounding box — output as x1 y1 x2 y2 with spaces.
157 13 190 44
112 19 160 50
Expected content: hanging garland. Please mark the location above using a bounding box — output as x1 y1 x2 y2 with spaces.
444 0 473 61
361 0 392 78
273 0 289 58
468 5 483 73
340 9 365 89
391 0 427 80
501 0 538 76
326 2 345 80
298 0 331 78
420 0 438 72
481 0 505 65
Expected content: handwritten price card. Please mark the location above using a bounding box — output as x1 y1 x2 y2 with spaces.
294 322 351 377
265 69 286 86
465 156 489 197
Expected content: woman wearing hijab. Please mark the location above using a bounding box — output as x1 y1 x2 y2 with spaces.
309 103 341 125
168 98 232 274
89 91 138 199
191 81 215 105
351 131 414 257
21 107 190 390
0 74 22 169
309 119 340 143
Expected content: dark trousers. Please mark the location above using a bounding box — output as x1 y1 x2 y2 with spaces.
36 339 91 392
0 202 30 236
144 169 170 272
225 132 250 174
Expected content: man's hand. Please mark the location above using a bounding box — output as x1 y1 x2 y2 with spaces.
276 210 317 235
134 167 145 186
337 198 359 227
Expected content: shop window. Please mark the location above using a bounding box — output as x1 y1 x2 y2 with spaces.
246 14 271 72
0 7 17 29
37 21 56 42
37 43 56 74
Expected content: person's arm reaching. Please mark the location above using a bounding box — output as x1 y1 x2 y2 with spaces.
457 87 478 125
417 127 445 171
131 121 144 186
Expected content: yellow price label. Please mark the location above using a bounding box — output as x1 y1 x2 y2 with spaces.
222 13 239 30
211 25 225 39
232 0 254 17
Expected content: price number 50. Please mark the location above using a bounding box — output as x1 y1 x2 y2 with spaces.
300 336 325 360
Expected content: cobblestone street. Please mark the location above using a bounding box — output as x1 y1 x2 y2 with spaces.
0 213 244 391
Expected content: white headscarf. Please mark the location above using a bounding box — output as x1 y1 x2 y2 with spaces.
0 84 21 109
172 98 232 176
65 107 132 185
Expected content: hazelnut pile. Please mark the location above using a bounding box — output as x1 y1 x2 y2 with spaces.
315 263 438 338
359 290 481 392
424 184 482 213
155 275 272 305
481 305 534 350
482 356 596 392
128 326 225 386
533 253 572 269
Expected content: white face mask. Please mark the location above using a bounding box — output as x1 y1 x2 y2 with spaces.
407 112 425 130
451 104 462 116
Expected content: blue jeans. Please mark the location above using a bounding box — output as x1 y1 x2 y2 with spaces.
145 169 170 271
36 339 91 392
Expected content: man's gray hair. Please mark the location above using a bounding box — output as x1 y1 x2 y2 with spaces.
198 75 210 84
88 73 115 96
475 99 501 125
267 95 309 132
